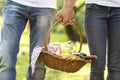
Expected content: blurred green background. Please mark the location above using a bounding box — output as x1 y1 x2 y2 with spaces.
0 0 107 80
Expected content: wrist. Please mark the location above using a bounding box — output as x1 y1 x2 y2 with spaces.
64 0 76 8
62 6 73 13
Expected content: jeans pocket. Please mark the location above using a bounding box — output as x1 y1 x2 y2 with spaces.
85 4 96 12
3 6 17 25
3 1 24 25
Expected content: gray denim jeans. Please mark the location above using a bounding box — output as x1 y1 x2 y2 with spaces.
84 4 120 80
0 1 55 80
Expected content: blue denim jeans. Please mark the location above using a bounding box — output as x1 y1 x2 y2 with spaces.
0 1 55 80
84 4 120 80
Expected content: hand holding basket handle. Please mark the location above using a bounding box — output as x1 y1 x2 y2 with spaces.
40 21 93 73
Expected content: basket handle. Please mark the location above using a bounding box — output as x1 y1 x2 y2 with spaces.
43 21 83 53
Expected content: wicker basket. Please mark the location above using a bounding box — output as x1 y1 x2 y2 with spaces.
40 21 90 73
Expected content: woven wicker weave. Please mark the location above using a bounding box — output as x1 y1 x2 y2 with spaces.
40 21 90 73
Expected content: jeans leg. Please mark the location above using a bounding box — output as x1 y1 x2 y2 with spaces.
27 8 55 80
84 4 108 80
107 8 120 80
0 1 27 80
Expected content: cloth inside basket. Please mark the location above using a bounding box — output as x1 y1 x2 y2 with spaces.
30 45 62 75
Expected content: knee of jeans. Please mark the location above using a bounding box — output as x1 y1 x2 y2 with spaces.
108 65 120 72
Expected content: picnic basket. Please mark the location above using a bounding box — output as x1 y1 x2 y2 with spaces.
40 21 90 73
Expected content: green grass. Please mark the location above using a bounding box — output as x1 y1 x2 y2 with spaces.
16 54 29 80
0 16 2 26
50 32 69 42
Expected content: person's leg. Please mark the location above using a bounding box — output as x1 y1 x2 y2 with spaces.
107 7 120 80
27 8 55 80
0 1 27 80
84 4 108 80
